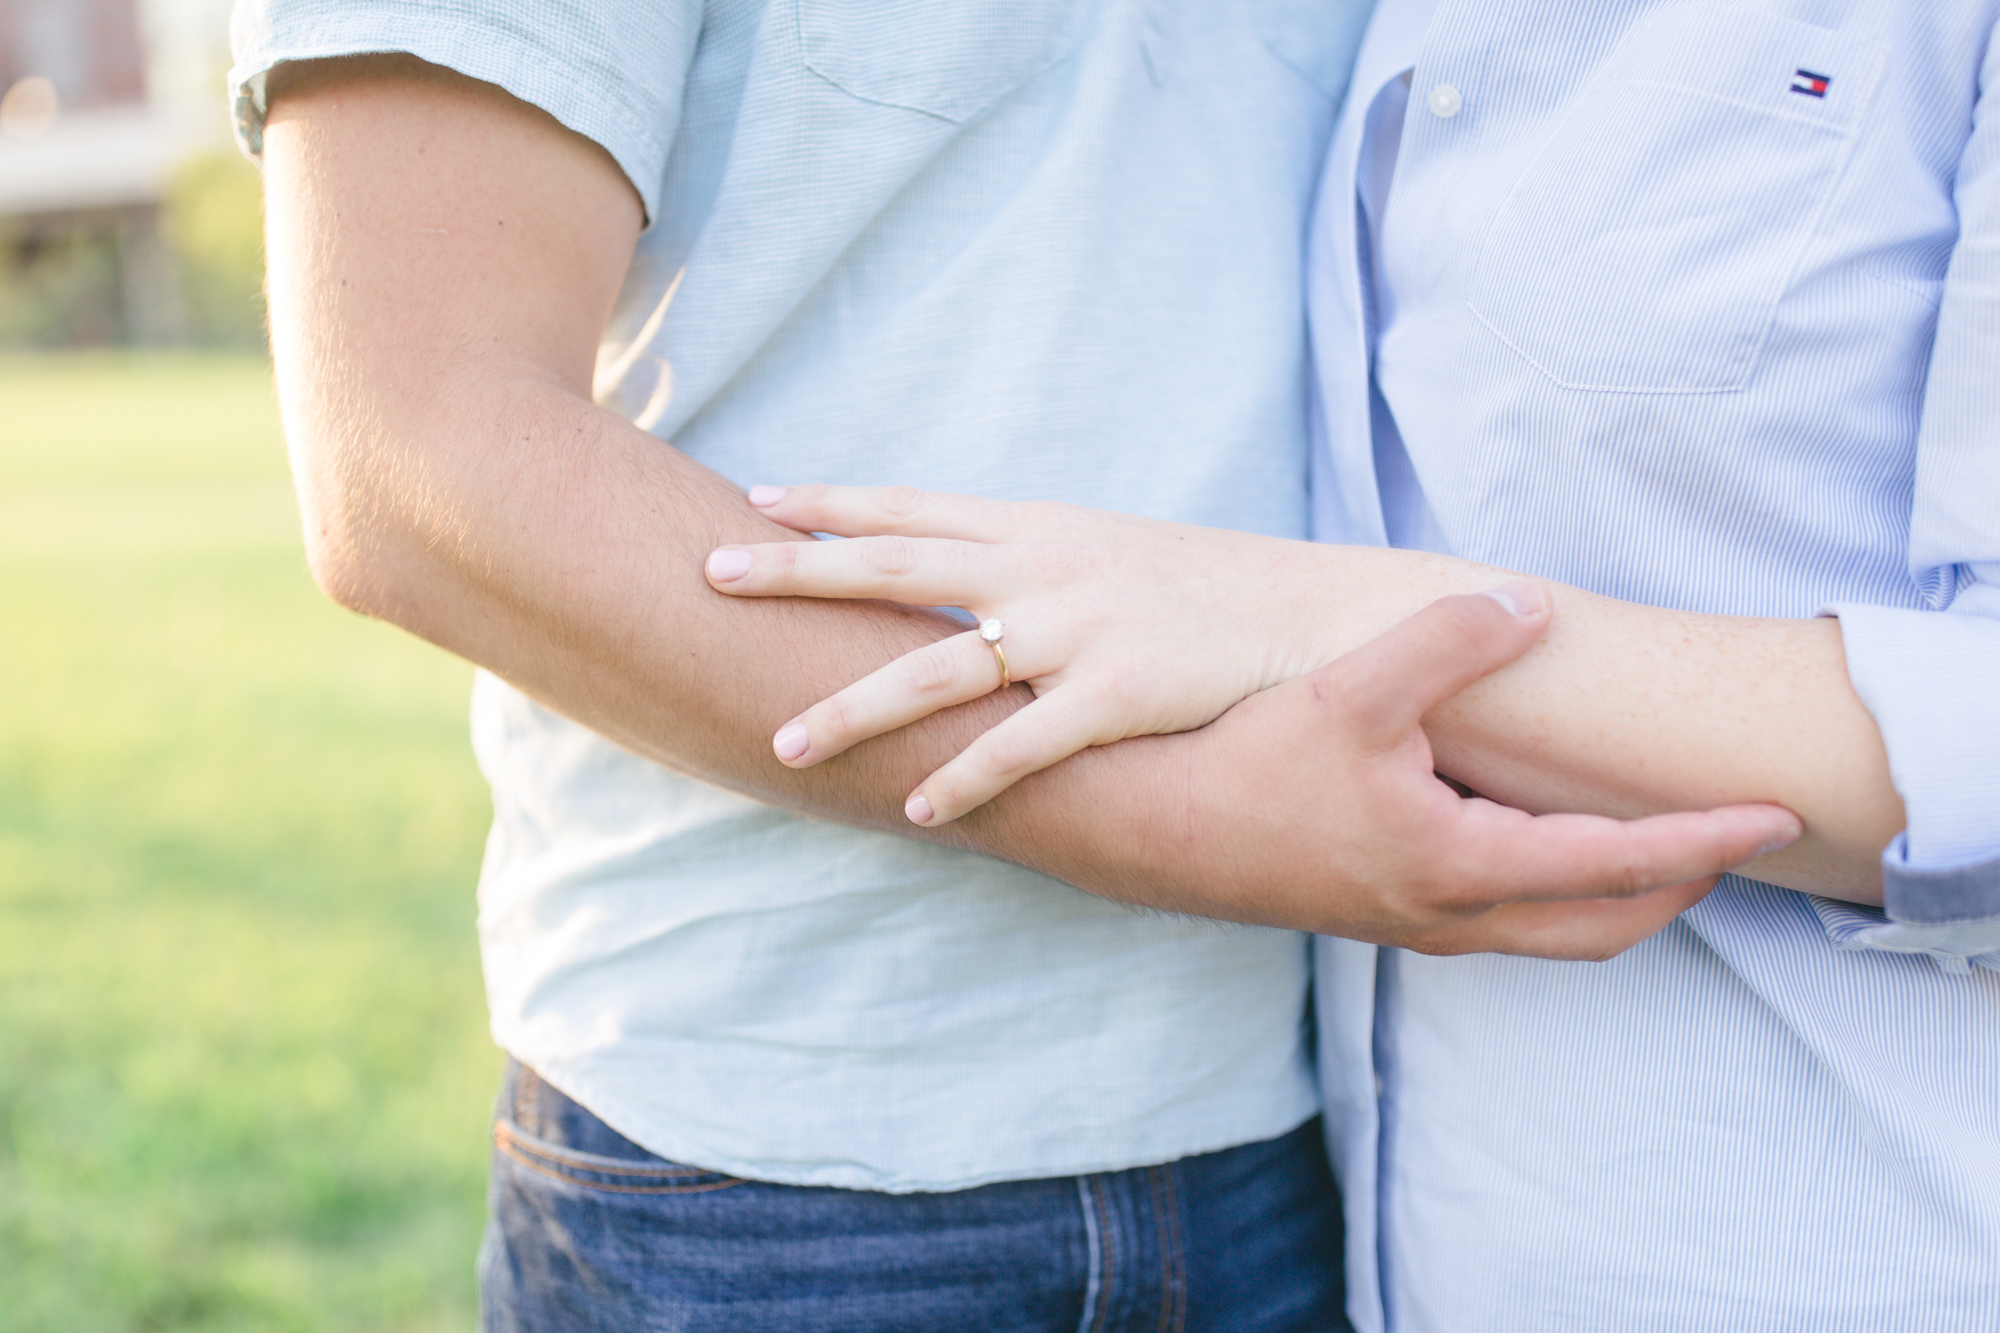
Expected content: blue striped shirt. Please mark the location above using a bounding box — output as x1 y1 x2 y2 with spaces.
1309 1 2000 1328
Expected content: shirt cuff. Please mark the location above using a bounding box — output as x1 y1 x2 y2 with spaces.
1827 599 2000 931
1808 892 2000 976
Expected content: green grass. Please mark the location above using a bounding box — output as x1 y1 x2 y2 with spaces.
0 353 501 1330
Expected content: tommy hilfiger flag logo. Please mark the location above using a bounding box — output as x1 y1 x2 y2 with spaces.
1791 69 1831 97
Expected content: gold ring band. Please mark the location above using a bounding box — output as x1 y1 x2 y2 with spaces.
978 618 1009 689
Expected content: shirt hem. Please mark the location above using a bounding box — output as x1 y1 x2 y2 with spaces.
510 1047 1322 1195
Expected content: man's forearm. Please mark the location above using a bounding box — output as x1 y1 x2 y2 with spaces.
263 55 1167 893
303 376 1059 831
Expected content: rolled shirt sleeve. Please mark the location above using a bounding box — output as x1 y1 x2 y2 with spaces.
1824 27 2000 970
227 0 699 224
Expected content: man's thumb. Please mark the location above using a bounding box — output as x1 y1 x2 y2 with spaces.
1319 579 1551 748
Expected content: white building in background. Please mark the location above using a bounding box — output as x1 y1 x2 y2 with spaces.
0 0 237 341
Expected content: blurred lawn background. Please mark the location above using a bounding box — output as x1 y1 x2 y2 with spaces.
0 351 502 1328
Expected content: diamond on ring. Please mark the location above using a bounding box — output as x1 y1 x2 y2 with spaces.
978 619 1010 688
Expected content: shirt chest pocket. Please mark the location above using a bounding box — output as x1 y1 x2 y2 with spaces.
1464 5 1885 393
794 0 1083 123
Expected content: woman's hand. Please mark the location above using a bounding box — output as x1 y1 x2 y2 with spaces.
704 483 1487 825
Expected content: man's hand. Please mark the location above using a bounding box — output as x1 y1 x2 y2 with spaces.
1024 584 1799 960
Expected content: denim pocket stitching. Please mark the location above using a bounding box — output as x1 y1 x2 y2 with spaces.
494 1121 749 1195
1087 1175 1115 1333
1157 1164 1187 1333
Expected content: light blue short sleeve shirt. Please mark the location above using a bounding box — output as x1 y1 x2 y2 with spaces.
231 0 1373 1191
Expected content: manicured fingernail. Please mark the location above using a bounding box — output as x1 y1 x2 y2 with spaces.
707 549 753 581
905 793 934 825
1483 579 1546 618
774 723 809 761
747 485 787 507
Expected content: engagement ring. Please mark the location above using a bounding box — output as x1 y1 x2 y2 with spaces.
979 618 1010 688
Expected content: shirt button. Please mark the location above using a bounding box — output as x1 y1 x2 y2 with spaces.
1427 83 1463 118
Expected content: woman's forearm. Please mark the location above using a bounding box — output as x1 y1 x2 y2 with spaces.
1313 548 1901 904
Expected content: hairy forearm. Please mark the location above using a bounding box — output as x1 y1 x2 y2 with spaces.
304 379 1072 832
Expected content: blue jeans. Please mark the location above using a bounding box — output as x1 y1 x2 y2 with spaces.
479 1061 1348 1332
